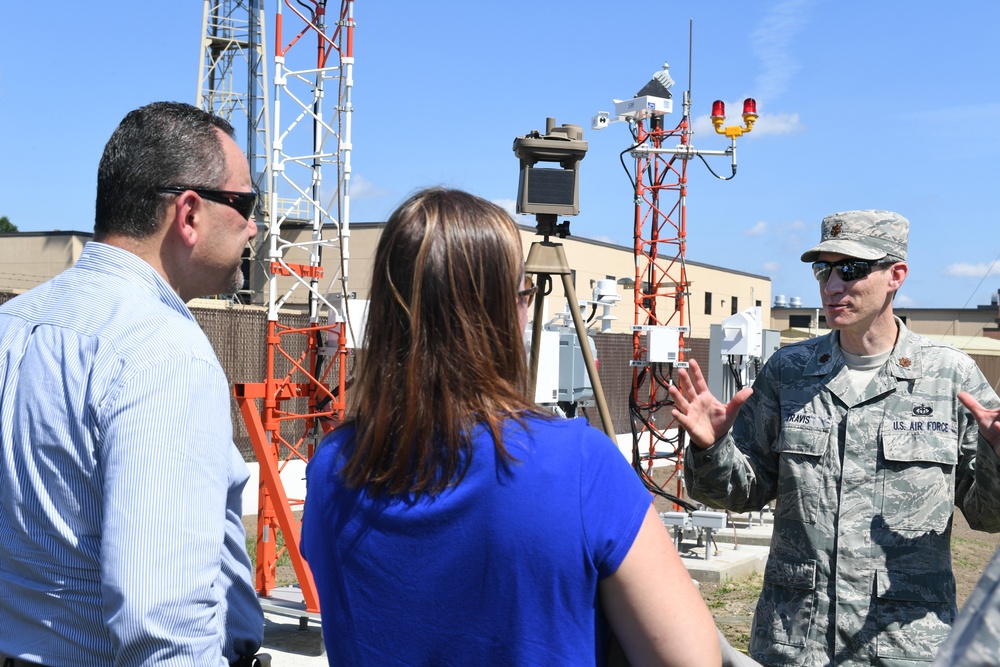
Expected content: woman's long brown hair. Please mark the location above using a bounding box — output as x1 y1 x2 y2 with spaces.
339 188 540 497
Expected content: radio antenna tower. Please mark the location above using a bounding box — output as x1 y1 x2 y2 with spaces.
198 0 270 227
593 24 755 507
200 0 356 616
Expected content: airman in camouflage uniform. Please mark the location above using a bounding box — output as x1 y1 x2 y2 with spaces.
933 543 1000 666
671 211 1000 666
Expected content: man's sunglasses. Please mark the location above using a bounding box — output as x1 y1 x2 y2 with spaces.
811 258 896 283
156 186 257 220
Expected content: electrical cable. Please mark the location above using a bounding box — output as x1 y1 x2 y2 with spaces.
295 0 316 20
697 153 736 181
619 145 639 193
727 357 744 391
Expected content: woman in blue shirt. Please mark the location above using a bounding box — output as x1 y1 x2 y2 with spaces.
301 187 720 666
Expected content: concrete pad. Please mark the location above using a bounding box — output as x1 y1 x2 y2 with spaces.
260 609 327 666
258 588 326 666
711 519 774 547
258 586 321 624
677 541 770 584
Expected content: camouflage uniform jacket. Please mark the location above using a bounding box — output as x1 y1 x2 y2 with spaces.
931 541 1000 667
684 318 1000 666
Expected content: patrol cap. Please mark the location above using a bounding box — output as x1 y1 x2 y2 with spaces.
800 210 909 262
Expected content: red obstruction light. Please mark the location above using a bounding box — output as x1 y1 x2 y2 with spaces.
742 98 757 115
712 100 725 118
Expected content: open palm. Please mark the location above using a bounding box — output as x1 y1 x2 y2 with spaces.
668 359 753 449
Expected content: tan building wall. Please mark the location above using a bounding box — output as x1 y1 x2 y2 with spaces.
0 226 771 340
771 304 1000 338
249 223 773 337
0 232 92 294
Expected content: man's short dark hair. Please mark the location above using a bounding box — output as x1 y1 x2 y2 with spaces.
94 102 236 240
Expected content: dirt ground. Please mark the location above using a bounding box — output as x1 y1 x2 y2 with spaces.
700 508 1000 649
636 466 1000 649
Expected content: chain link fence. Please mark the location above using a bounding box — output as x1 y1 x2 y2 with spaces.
6 289 1000 463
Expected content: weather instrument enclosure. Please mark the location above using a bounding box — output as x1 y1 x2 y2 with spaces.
513 118 588 217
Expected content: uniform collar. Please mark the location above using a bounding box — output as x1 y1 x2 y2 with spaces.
885 317 923 380
802 317 922 380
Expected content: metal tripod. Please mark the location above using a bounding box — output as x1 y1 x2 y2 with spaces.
525 215 616 440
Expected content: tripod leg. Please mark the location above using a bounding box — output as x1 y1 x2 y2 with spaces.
527 274 547 398
560 273 616 440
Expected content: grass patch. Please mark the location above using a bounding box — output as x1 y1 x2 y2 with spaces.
245 524 297 587
700 571 762 652
708 572 763 603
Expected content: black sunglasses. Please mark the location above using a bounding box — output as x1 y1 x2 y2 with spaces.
812 258 896 283
155 186 257 220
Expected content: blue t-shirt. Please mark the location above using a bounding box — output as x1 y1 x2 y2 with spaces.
301 415 651 666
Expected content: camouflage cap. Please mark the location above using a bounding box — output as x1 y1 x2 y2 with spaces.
800 210 909 262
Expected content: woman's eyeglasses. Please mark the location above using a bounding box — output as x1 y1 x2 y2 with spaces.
811 258 896 283
156 186 258 220
518 275 537 307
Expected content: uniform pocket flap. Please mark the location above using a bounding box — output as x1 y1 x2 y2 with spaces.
763 557 817 590
881 431 957 466
875 570 952 603
773 426 827 457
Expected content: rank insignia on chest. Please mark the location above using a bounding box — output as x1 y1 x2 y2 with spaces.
819 353 830 363
899 357 912 368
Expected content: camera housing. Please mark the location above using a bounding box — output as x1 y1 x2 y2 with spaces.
591 112 610 130
513 118 588 217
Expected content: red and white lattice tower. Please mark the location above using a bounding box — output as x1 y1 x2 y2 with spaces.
200 0 355 615
602 61 755 506
630 105 692 503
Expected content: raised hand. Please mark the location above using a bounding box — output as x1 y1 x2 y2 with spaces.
669 359 753 449
959 391 1000 457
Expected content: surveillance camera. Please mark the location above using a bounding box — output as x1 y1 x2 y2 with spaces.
591 112 610 131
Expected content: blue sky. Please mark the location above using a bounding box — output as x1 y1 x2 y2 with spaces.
2 1 998 309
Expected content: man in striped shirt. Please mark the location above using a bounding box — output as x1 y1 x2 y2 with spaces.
0 102 263 666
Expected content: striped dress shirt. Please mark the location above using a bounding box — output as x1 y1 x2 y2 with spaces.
0 242 262 666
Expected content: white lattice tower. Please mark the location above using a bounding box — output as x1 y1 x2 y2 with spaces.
207 0 356 613
197 0 270 227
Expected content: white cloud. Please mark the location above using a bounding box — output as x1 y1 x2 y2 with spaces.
493 198 518 217
750 0 810 101
746 221 768 236
691 109 803 139
762 261 781 275
749 112 803 136
349 173 391 201
895 292 916 307
683 0 809 143
691 114 716 137
943 262 1000 278
492 198 535 223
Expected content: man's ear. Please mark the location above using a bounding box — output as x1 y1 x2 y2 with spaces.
888 262 908 290
169 190 201 248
